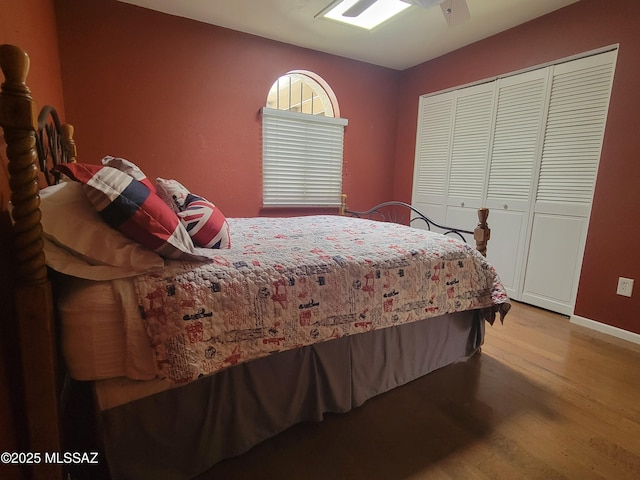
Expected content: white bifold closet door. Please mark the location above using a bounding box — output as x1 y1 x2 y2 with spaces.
482 68 548 301
520 52 617 314
411 49 617 315
411 82 495 234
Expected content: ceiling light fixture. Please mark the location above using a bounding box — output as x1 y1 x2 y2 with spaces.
402 0 445 8
320 0 411 30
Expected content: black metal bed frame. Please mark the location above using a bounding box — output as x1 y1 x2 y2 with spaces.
345 200 473 243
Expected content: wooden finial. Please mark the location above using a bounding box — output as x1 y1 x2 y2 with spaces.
474 208 490 257
340 193 347 216
0 44 30 86
62 123 77 162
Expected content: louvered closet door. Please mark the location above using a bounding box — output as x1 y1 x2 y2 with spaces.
411 94 454 225
521 51 617 314
483 68 548 298
444 82 495 237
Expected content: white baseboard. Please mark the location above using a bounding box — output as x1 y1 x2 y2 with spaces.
570 314 640 345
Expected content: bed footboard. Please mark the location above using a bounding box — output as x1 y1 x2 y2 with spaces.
340 194 491 256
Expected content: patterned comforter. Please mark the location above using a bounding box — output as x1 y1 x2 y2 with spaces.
134 215 510 384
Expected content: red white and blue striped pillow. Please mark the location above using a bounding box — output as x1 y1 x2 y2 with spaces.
54 163 206 261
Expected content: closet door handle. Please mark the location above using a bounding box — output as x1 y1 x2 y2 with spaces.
503 203 509 210
460 201 465 208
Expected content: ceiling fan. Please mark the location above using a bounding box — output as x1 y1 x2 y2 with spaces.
342 0 470 26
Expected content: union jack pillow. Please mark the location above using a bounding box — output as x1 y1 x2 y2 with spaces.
178 194 231 249
54 163 207 260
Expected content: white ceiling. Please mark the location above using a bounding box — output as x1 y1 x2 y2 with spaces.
118 0 581 70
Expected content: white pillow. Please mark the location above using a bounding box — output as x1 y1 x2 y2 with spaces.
155 177 191 213
38 181 165 276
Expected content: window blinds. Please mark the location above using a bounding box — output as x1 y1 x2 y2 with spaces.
262 107 348 207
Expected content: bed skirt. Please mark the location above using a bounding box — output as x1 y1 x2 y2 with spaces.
99 308 484 480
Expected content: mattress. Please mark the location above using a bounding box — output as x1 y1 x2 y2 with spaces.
57 275 157 380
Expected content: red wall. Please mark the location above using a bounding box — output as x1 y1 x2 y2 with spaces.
394 0 640 334
53 0 640 335
54 0 399 217
0 0 65 476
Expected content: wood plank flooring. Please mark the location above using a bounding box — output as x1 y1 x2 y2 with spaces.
199 301 640 479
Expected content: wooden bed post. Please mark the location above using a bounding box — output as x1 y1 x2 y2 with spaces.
474 208 490 257
0 44 63 480
339 193 347 216
62 124 77 163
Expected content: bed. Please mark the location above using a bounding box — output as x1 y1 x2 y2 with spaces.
0 44 510 480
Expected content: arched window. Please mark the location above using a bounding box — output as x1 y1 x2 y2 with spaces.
262 71 347 208
266 72 335 117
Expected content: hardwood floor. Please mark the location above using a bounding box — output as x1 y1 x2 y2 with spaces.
200 301 640 479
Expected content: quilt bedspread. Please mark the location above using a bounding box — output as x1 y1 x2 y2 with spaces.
133 215 509 384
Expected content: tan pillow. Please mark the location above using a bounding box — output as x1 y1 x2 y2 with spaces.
38 181 165 275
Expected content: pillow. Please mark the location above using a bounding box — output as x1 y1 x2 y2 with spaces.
54 163 207 261
101 155 155 192
42 236 160 280
155 177 190 213
38 181 165 275
156 177 231 249
179 194 231 249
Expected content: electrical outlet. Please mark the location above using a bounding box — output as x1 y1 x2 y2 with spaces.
616 277 634 297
